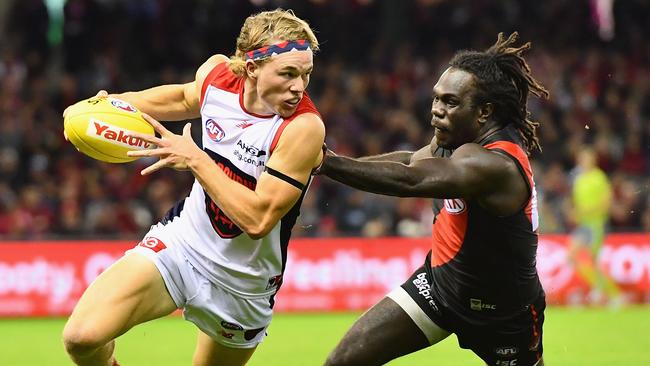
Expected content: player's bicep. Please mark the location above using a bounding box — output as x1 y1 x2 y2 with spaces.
265 114 326 186
408 144 507 198
256 114 324 212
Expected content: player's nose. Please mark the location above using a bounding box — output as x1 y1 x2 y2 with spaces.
431 106 444 120
290 78 306 93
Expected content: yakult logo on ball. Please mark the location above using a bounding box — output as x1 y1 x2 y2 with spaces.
86 119 152 149
205 119 226 142
109 98 137 113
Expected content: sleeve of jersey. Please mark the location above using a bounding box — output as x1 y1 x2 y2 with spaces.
200 62 242 107
484 141 532 178
484 141 539 230
484 140 535 207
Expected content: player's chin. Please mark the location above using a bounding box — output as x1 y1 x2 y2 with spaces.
434 129 451 148
277 103 298 118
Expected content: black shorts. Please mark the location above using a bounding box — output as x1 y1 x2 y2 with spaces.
397 254 545 366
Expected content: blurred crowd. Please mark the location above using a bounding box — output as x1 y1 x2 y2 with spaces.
0 0 648 240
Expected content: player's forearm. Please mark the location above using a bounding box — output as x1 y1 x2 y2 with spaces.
320 155 419 197
357 151 414 164
114 84 199 121
188 153 273 238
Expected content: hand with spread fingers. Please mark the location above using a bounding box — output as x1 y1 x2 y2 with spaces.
127 113 204 175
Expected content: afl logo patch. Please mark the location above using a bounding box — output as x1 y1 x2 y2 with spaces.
443 199 466 214
206 119 226 142
109 99 137 113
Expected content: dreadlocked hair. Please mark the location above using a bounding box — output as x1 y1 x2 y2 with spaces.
449 32 549 154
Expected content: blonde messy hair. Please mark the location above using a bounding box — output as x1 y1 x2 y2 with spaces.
229 9 319 76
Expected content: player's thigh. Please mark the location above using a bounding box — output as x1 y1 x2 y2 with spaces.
326 296 449 366
64 252 177 342
192 330 257 366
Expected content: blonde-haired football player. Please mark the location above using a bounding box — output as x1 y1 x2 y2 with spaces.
62 9 324 366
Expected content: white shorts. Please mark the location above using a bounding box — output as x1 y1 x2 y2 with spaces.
127 233 273 348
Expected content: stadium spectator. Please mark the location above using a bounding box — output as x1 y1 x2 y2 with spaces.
61 9 324 366
0 0 648 240
320 32 548 366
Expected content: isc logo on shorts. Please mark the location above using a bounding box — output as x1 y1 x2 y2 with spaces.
470 298 496 311
137 237 167 252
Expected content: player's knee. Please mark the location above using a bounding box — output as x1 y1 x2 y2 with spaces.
62 321 107 356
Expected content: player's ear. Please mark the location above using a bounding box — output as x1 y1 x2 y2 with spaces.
245 60 260 80
478 102 493 124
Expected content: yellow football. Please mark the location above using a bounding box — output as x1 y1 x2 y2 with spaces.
63 97 155 163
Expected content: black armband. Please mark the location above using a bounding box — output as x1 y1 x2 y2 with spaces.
264 166 305 190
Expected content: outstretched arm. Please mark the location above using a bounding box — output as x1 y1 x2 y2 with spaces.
344 136 437 164
64 54 229 122
112 83 200 122
112 54 228 121
357 151 414 164
320 143 510 199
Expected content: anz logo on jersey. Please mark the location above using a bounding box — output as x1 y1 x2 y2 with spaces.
234 139 266 167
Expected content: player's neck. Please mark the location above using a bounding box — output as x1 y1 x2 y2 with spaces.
242 78 275 116
474 121 504 145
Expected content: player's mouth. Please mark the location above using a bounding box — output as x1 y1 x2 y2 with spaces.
432 121 449 133
283 97 301 109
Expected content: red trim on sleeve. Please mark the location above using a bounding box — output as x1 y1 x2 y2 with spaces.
484 141 532 177
200 62 242 106
485 141 538 231
270 119 292 153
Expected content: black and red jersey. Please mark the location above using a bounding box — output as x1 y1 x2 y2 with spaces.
429 126 544 325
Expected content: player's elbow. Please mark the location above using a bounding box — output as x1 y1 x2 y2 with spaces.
245 225 272 240
244 202 284 239
244 219 275 240
244 226 262 240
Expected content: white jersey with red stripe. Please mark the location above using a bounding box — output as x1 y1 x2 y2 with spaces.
155 62 319 299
